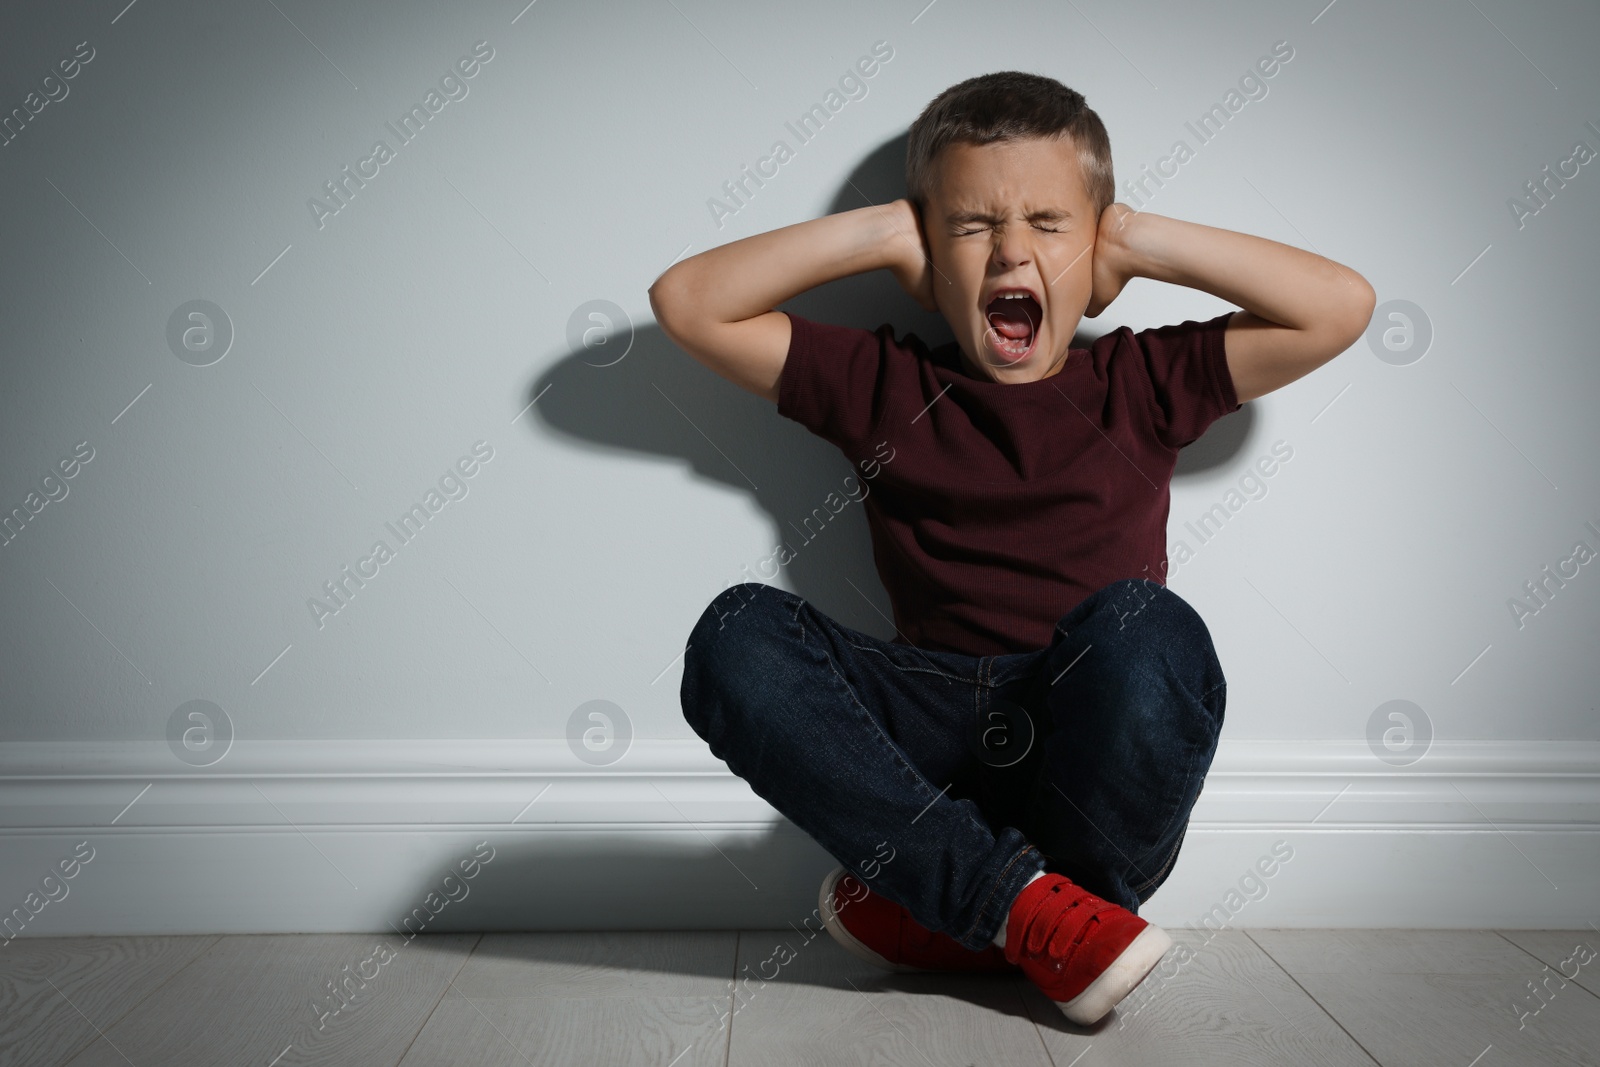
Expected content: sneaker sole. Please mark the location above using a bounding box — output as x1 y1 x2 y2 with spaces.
817 867 926 973
1054 923 1173 1026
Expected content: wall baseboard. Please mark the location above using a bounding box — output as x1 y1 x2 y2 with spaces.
2 739 1596 937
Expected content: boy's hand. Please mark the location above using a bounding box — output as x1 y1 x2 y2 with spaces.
884 199 940 312
1084 202 1140 318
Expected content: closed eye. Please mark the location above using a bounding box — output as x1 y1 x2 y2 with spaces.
953 223 1066 236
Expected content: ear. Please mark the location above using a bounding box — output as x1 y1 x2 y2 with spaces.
910 200 944 311
910 198 931 248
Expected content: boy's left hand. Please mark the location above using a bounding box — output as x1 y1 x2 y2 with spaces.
1084 203 1139 318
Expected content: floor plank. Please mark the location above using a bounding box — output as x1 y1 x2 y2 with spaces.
399 993 732 1067
1027 930 1380 1066
1495 930 1600 998
1250 928 1600 1067
1247 928 1538 974
57 932 476 1067
450 930 736 999
401 932 739 1067
0 935 217 1067
1285 971 1600 1067
721 929 1052 1067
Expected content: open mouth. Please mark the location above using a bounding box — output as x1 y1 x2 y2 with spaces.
983 289 1041 364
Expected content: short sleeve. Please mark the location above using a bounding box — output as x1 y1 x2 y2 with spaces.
776 311 892 453
1131 310 1241 450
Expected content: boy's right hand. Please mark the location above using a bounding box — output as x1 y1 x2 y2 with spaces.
885 199 940 313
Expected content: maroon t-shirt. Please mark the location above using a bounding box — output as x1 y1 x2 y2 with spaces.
776 309 1240 656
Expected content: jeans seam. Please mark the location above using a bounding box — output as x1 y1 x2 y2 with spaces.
959 843 1039 947
1133 820 1187 899
976 657 988 749
1122 643 1222 893
799 604 995 857
841 639 975 685
1127 726 1205 895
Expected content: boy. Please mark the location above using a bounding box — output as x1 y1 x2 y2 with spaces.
649 71 1373 1025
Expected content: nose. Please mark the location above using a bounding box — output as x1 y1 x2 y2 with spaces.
991 221 1033 273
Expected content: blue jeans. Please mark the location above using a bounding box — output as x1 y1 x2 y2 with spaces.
679 577 1227 953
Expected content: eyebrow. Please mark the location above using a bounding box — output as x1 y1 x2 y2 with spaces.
945 208 1074 225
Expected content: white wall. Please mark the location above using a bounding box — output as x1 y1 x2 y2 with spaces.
2 0 1596 936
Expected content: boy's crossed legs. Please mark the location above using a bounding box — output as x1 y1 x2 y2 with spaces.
680 577 1226 1012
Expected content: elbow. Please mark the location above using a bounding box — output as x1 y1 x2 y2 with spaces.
649 260 709 346
1332 273 1377 350
648 270 685 342
646 269 673 317
1351 273 1377 325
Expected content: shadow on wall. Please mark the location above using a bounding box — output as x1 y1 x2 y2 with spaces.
528 132 1253 637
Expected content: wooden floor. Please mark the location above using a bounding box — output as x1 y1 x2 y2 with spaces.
3 928 1597 1066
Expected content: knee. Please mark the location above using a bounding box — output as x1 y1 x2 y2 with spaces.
1100 578 1197 636
686 582 794 655
680 582 796 730
1091 580 1210 658
1052 580 1224 712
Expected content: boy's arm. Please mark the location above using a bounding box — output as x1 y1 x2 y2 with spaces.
1088 206 1377 405
648 200 935 405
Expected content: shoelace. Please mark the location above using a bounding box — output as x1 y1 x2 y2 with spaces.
1009 881 1121 969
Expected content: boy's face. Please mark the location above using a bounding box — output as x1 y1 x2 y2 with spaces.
922 136 1099 384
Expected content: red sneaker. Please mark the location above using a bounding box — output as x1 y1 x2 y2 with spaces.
1002 872 1172 1025
818 866 1016 973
